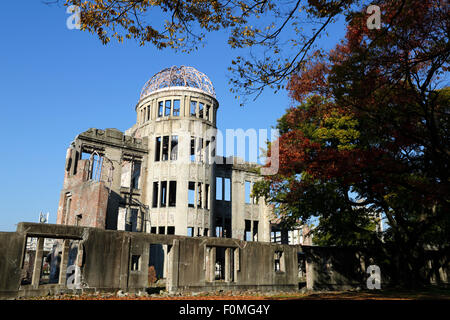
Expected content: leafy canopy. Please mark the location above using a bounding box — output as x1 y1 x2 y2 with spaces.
255 0 449 253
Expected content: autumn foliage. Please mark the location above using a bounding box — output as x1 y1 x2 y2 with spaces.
255 0 449 287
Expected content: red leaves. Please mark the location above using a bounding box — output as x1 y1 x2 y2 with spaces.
287 61 330 102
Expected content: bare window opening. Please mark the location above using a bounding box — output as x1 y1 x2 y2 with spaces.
271 229 282 243
215 225 223 238
205 184 210 210
245 220 252 241
64 193 72 224
224 178 231 201
150 227 157 234
75 213 82 226
203 228 209 236
147 106 151 120
22 237 62 286
149 244 165 283
274 251 285 272
131 161 141 189
66 155 72 173
155 137 161 162
187 227 194 237
158 101 163 117
188 182 195 208
190 137 196 162
170 136 178 161
206 105 210 121
215 247 226 281
125 208 139 232
73 151 79 175
91 153 103 182
216 177 223 200
208 247 235 282
81 152 90 160
190 100 197 116
199 102 204 118
169 181 177 207
253 221 259 242
158 226 165 234
197 182 202 208
152 182 159 208
164 100 170 116
167 226 175 235
245 181 251 204
173 99 180 116
160 181 167 207
82 152 103 181
131 255 141 271
162 136 169 161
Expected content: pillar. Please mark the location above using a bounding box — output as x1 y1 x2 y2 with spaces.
31 237 44 288
58 239 70 285
167 239 180 293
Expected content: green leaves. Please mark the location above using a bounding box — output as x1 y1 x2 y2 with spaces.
258 2 449 273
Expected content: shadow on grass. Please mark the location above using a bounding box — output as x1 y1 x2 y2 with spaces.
268 286 450 300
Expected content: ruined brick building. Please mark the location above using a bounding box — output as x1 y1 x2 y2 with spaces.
56 66 303 244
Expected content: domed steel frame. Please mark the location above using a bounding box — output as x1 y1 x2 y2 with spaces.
140 66 216 99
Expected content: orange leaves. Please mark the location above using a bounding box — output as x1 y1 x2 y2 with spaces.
287 61 330 103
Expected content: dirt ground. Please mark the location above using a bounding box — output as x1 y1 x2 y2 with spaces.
21 287 450 300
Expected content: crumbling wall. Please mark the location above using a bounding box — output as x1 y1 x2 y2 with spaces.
303 246 371 290
0 232 26 298
1 223 299 298
57 128 148 231
1 223 448 298
175 239 298 292
303 245 450 290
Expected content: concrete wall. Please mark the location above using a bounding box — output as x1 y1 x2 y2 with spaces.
1 223 449 298
0 232 26 298
303 246 372 290
0 223 299 299
302 245 450 290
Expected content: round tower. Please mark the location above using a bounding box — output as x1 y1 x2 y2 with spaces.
131 66 218 236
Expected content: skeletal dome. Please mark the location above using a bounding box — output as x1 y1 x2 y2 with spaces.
140 66 216 100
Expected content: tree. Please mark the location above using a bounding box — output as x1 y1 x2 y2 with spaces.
254 0 449 287
59 0 361 101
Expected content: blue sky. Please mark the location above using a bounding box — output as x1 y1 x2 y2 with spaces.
0 2 346 231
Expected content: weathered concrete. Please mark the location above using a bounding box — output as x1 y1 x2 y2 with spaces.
0 232 26 298
1 223 449 298
1 223 299 298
